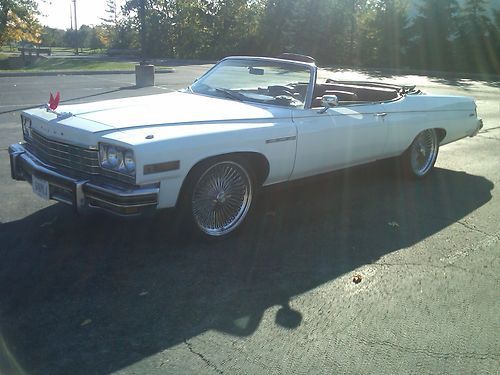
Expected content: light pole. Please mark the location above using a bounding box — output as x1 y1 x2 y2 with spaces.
72 0 79 55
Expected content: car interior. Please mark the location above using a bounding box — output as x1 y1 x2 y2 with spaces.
275 53 404 108
312 79 402 107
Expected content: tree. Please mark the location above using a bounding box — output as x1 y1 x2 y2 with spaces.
257 0 354 65
63 29 76 48
0 0 42 46
205 0 264 57
407 0 461 71
100 0 120 48
98 0 499 74
457 0 495 72
85 26 106 50
101 0 119 25
358 0 410 68
40 26 65 47
489 8 500 73
112 18 139 49
76 24 90 48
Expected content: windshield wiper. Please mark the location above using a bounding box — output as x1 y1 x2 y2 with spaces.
214 88 244 101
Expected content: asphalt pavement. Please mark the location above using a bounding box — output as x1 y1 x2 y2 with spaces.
0 67 499 374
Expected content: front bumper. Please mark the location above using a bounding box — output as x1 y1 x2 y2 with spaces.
9 143 159 216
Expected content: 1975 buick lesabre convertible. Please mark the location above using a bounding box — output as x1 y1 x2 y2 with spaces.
9 54 483 238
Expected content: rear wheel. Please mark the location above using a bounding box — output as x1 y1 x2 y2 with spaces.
182 157 255 238
402 129 439 178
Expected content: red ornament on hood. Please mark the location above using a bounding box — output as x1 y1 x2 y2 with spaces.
48 92 60 110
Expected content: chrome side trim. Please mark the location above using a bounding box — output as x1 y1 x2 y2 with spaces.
86 194 157 209
265 136 297 144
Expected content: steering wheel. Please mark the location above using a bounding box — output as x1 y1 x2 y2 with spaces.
268 85 295 98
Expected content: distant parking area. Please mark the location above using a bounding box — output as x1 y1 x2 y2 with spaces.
0 67 499 374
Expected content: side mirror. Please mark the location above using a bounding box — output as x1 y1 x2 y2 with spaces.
319 95 339 113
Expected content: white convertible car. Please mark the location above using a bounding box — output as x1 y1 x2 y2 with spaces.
9 54 483 238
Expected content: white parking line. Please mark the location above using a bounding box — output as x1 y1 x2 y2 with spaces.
154 86 175 91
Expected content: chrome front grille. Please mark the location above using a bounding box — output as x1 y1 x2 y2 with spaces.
25 130 100 175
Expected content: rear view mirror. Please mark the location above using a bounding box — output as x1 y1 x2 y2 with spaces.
248 67 264 75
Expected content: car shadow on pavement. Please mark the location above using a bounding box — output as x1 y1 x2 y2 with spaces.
0 165 493 375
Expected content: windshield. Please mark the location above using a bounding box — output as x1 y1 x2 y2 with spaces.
190 58 312 108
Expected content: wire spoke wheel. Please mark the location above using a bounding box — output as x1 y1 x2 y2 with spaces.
409 129 438 177
191 160 253 236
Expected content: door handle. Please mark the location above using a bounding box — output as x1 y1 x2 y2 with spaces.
375 113 387 117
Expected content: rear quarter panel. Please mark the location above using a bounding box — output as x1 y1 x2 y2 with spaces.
383 94 477 156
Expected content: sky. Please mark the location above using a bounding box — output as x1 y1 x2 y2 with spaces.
37 0 126 30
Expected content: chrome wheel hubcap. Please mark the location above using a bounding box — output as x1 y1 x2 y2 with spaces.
192 161 252 236
410 129 438 176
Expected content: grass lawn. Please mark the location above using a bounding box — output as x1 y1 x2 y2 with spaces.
0 56 141 72
0 46 17 53
0 46 106 54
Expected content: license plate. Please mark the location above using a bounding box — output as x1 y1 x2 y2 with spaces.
32 175 50 200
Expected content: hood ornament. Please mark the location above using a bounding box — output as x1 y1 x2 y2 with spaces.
48 92 60 110
44 91 73 119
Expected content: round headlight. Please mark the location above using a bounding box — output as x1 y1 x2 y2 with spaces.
124 150 135 172
107 146 121 168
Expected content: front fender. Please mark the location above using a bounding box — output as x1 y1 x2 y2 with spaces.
118 122 297 209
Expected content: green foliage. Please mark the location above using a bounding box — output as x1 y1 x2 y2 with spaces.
0 0 42 46
0 57 139 72
457 0 497 73
9 0 498 74
120 0 265 59
408 0 461 71
359 0 411 68
100 0 121 48
41 27 65 47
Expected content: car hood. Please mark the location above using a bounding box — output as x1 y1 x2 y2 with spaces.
42 91 290 133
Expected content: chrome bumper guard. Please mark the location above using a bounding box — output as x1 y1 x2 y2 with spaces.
471 118 483 137
9 143 159 216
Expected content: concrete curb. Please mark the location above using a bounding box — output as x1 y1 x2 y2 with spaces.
0 68 175 78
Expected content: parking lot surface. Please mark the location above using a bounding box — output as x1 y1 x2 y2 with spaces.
0 66 499 374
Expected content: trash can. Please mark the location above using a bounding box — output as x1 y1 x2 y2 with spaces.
135 64 155 87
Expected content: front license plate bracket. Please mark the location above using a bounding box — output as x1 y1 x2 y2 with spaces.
32 175 50 200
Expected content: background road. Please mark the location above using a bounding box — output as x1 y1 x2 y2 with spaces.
0 66 499 374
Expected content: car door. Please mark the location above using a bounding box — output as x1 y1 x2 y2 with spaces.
290 103 389 180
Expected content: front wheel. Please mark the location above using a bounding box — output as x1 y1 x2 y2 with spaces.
183 158 255 238
402 129 439 178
